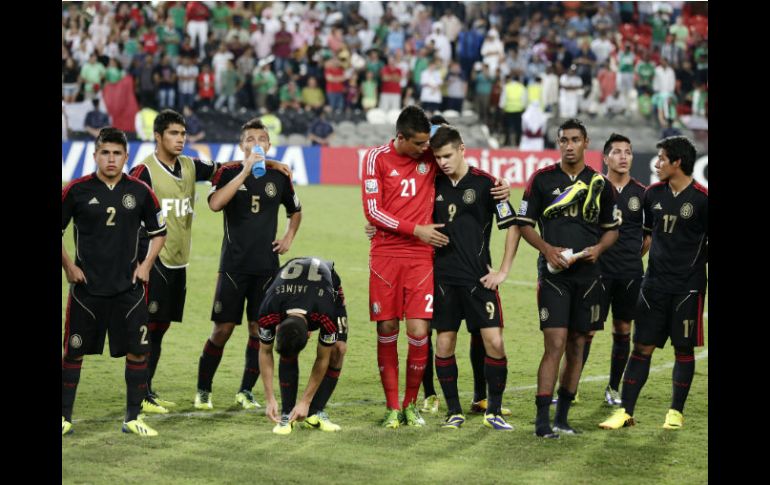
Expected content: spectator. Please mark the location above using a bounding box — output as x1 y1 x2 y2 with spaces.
79 52 106 101
154 55 177 109
649 11 668 50
660 34 684 68
104 58 125 85
141 26 160 57
177 55 199 111
481 29 504 76
273 21 294 75
182 105 206 142
357 20 376 53
590 31 614 66
136 54 156 108
214 59 243 112
185 1 210 58
573 39 597 87
498 73 527 147
668 16 690 51
616 43 636 100
419 57 444 113
134 105 159 141
160 16 182 63
559 64 582 118
567 10 591 35
402 85 416 107
249 23 273 60
212 42 234 94
519 100 547 151
210 1 232 40
252 58 278 113
360 70 378 111
675 59 695 102
63 57 81 103
225 17 251 51
457 19 485 81
197 63 216 110
693 41 708 85
596 63 616 103
444 62 467 112
688 81 708 118
279 79 302 112
235 46 256 109
179 35 197 60
634 51 656 93
301 76 325 112
307 109 335 146
346 71 362 112
602 90 627 118
84 99 111 139
541 65 559 113
386 20 405 56
379 55 403 112
472 62 494 125
365 49 384 83
591 5 614 34
653 57 676 96
324 55 347 113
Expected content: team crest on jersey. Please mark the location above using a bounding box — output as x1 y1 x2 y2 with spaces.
417 162 428 175
463 189 476 204
628 196 641 212
518 200 528 215
148 301 159 314
540 308 549 321
372 302 381 314
214 301 223 313
265 182 277 197
365 179 379 194
680 202 694 219
70 334 83 349
496 202 512 218
320 332 337 345
122 194 137 210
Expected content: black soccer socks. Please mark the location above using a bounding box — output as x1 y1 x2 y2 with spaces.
309 366 341 415
435 355 461 415
279 355 299 415
470 334 486 401
671 347 695 413
62 357 82 422
553 387 575 426
535 394 553 432
609 333 631 391
197 339 224 392
125 358 148 421
422 335 437 398
240 336 261 392
621 351 652 416
147 322 170 395
582 334 594 367
485 356 508 415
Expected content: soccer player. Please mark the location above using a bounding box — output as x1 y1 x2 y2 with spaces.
130 109 290 412
517 118 620 438
362 105 509 428
62 127 167 436
429 125 521 430
194 118 301 411
554 133 649 406
599 136 707 431
257 257 348 435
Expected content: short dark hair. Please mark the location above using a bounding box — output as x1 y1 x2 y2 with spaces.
275 315 309 357
656 136 697 175
430 125 463 150
240 118 269 141
95 127 128 151
558 118 588 140
603 133 632 155
429 114 449 125
153 109 186 135
396 105 430 139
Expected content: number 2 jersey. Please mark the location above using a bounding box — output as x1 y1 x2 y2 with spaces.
642 180 708 293
256 257 346 346
361 140 437 259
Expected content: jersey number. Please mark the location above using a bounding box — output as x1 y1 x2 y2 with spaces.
563 205 579 218
424 294 433 312
281 258 323 281
139 325 149 345
662 215 677 233
590 304 601 323
106 207 116 226
683 319 695 338
251 195 260 214
400 178 416 197
486 301 495 320
448 203 457 222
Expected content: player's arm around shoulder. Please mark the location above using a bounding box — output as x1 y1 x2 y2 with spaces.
208 163 249 211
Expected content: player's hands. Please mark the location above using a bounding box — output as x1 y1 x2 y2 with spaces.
132 262 151 284
364 223 377 240
578 246 599 263
491 177 511 201
241 145 264 174
414 224 449 247
543 244 570 270
265 159 293 178
272 236 293 254
480 264 507 290
64 263 87 284
288 400 310 422
265 396 281 423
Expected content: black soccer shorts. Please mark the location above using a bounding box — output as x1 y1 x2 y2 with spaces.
63 283 150 358
599 277 642 324
147 260 187 323
634 287 706 349
211 272 273 324
537 276 605 332
432 281 503 333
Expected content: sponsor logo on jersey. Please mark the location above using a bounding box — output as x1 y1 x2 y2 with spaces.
70 334 83 349
372 302 381 314
680 202 694 219
417 162 428 175
552 188 561 196
628 196 641 211
148 301 158 314
539 308 549 321
436 194 444 202
122 194 137 210
463 189 476 204
365 179 379 194
237 184 248 191
88 197 100 205
320 332 337 344
653 202 663 210
161 197 193 218
496 202 512 218
265 182 277 197
389 169 400 176
518 200 528 215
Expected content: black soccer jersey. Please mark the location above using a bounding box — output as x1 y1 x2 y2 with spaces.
211 165 301 275
600 178 646 279
517 163 620 278
62 173 167 296
641 180 708 294
256 257 345 346
434 167 517 285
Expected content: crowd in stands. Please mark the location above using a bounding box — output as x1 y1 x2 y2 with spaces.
62 1 708 146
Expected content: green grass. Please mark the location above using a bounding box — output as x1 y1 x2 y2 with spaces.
62 185 708 485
